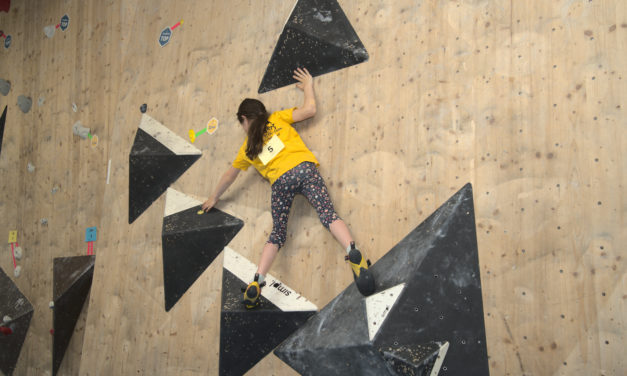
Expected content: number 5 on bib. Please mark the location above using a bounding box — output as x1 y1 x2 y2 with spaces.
258 135 285 165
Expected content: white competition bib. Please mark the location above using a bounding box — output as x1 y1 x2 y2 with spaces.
258 134 285 165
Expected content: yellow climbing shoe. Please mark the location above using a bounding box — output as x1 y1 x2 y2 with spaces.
345 242 376 296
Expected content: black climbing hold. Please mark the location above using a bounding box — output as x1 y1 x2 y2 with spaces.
52 255 95 376
0 267 34 376
275 183 489 375
162 192 243 311
140 103 147 113
0 106 6 157
219 249 317 376
258 0 369 93
128 115 201 223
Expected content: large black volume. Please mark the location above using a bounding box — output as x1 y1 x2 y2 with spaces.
0 267 34 376
258 0 368 93
275 183 490 375
162 206 243 311
52 255 96 376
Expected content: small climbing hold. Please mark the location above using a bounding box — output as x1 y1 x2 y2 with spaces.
38 96 45 106
140 103 147 113
0 326 12 336
72 120 90 139
90 134 99 147
40 218 48 226
27 162 35 173
49 301 55 309
13 246 22 260
0 79 10 96
2 316 11 324
51 185 59 194
17 95 33 113
72 102 78 112
43 25 55 38
13 265 21 277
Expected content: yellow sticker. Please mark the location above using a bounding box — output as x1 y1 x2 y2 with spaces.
197 210 204 215
207 118 219 135
258 134 285 165
8 231 17 243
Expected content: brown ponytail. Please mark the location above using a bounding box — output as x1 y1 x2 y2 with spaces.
237 99 270 160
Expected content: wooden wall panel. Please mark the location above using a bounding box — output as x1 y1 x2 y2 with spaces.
0 0 624 375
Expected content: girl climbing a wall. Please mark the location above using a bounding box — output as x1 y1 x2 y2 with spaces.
202 68 374 309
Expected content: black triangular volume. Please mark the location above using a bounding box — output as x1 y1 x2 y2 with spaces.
128 115 202 224
274 184 489 376
52 256 96 376
258 0 368 93
372 183 489 375
379 342 447 375
0 267 34 376
219 269 315 376
128 154 201 223
162 206 244 311
0 106 7 157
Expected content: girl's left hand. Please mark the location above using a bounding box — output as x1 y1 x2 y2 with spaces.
293 67 313 90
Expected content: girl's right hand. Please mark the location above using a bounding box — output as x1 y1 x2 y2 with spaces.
202 196 218 212
293 67 313 90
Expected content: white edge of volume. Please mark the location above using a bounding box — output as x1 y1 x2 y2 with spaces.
164 188 202 217
139 114 201 155
223 247 318 312
429 341 450 376
365 283 406 341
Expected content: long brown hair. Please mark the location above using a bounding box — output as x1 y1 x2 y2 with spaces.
237 99 269 160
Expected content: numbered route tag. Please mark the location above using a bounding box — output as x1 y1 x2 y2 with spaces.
85 227 97 242
8 231 17 243
258 134 284 165
159 27 172 47
207 118 219 135
60 15 70 31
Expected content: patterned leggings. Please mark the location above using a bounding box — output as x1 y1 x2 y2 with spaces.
268 162 340 249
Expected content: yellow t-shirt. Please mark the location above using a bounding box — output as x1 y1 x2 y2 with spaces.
232 108 319 184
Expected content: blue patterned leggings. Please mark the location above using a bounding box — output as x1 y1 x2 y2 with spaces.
268 162 340 249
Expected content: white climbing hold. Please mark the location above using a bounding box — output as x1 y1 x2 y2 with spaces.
13 246 22 260
72 120 90 139
27 162 35 173
49 301 55 309
13 266 21 277
3 315 11 323
72 102 77 112
43 25 55 38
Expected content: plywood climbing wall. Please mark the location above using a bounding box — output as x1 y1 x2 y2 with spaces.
0 0 624 375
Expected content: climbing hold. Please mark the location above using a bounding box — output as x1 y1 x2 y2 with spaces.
17 95 32 113
140 103 147 113
13 266 21 278
2 316 10 324
49 301 55 309
0 79 10 96
38 96 45 106
90 134 99 147
13 246 22 260
72 120 90 140
43 25 55 38
72 103 77 112
27 162 35 173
